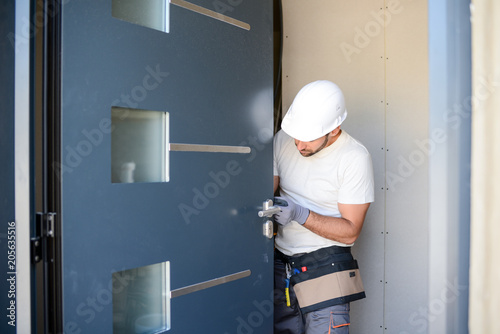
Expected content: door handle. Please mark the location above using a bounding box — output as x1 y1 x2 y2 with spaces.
258 199 281 217
259 199 276 239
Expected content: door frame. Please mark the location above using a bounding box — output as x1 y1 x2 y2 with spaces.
14 0 64 332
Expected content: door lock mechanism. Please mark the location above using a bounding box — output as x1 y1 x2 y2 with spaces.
263 220 273 239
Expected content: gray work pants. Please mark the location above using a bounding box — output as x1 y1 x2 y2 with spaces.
274 256 350 334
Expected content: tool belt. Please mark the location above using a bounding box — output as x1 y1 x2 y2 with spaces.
277 245 366 314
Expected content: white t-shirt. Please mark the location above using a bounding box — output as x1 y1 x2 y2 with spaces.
273 129 374 256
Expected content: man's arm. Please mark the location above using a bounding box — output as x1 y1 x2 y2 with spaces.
302 203 370 244
273 176 280 194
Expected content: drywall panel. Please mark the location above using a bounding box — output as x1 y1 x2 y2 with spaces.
282 1 386 332
384 0 429 333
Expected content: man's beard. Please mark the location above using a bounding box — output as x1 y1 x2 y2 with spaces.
299 134 329 157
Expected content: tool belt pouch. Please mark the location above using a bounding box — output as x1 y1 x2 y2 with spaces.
290 259 366 314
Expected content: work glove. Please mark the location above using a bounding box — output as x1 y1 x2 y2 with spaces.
273 196 310 226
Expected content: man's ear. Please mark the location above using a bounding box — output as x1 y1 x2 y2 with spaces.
331 126 341 137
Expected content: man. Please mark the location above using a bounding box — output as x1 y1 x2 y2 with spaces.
273 80 374 334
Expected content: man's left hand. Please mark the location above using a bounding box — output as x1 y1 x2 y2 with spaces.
273 196 310 226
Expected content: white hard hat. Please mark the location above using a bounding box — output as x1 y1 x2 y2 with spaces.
281 80 347 142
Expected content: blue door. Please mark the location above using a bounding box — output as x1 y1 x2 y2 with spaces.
48 0 274 332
